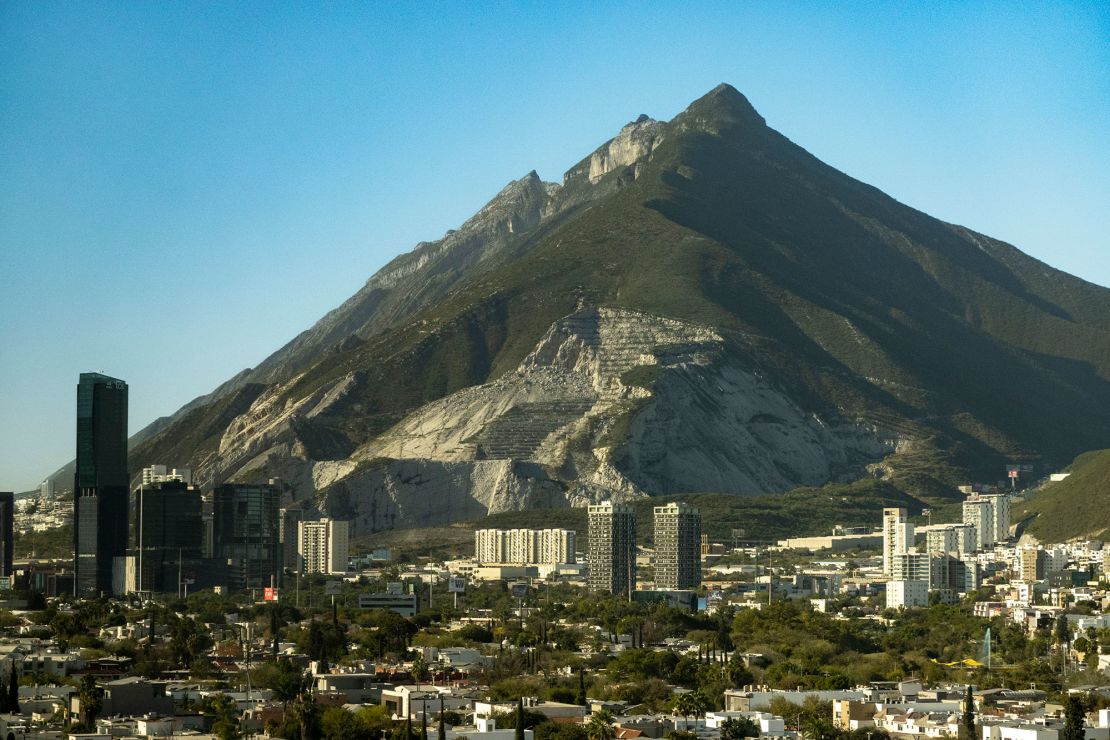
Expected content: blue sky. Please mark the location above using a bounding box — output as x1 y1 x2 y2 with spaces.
1 2 1108 492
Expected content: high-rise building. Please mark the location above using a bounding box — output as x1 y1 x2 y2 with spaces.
925 527 959 556
133 480 203 593
279 507 304 574
39 479 55 501
962 496 996 551
890 551 934 588
74 373 129 597
587 502 636 595
473 528 576 565
982 492 1011 542
882 508 914 576
653 502 701 590
298 518 350 575
212 483 281 590
0 492 12 578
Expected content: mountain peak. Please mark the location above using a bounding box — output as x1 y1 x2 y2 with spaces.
680 82 766 128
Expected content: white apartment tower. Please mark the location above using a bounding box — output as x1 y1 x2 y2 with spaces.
298 518 350 575
962 496 996 551
653 502 702 590
587 502 637 595
982 492 1011 542
882 508 914 576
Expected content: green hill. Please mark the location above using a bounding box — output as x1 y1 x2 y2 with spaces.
1016 449 1110 542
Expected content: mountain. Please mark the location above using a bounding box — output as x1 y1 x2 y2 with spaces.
121 84 1110 537
1015 450 1110 542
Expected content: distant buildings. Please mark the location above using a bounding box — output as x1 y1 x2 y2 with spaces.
74 372 129 597
963 493 1011 551
653 502 701 590
587 502 636 595
212 483 281 590
473 528 576 566
298 518 349 575
141 465 192 486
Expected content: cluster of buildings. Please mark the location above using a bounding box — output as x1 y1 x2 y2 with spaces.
882 491 1012 608
19 373 355 599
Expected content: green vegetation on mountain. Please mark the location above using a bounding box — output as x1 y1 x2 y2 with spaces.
125 84 1110 511
1016 449 1110 542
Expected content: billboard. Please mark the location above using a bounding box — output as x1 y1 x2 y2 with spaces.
509 581 529 599
263 587 278 601
325 580 342 596
447 576 466 593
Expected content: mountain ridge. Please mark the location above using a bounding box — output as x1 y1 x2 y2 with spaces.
42 83 1110 536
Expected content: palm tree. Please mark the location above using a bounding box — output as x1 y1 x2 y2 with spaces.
587 709 616 740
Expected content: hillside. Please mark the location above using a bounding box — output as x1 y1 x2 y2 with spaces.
103 83 1110 537
1016 449 1110 542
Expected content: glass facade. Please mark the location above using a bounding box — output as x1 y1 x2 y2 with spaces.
212 483 281 591
73 373 129 597
134 481 203 593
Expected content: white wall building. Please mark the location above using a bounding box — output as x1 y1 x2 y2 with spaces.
473 528 576 566
298 518 349 575
886 579 929 609
962 497 996 551
883 508 914 577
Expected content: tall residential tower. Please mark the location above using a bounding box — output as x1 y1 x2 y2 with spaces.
587 502 636 596
653 502 701 590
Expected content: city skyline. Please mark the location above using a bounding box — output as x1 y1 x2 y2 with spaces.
3 3 1109 491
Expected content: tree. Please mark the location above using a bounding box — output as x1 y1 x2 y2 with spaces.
720 716 759 740
77 675 102 730
586 710 615 740
962 686 976 740
575 669 587 706
1062 696 1086 740
438 694 448 740
6 664 17 715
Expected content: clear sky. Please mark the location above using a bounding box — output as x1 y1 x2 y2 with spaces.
2 2 1108 492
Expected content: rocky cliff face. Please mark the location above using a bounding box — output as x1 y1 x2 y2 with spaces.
123 83 1110 535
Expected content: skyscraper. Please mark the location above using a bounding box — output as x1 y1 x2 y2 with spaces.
587 502 636 595
212 483 281 590
74 373 129 597
0 492 13 578
653 502 701 590
133 480 203 593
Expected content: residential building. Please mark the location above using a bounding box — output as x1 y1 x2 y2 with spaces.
886 579 929 608
982 492 1011 542
926 527 959 556
298 518 349 575
1016 546 1046 582
891 551 934 588
883 508 914 576
74 372 129 597
962 496 996 551
212 483 281 590
473 528 576 566
653 502 701 589
587 502 636 595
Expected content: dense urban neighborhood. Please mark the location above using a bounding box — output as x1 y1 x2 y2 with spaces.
2 377 1109 740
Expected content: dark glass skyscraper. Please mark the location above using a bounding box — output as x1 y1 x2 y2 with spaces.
212 483 281 591
0 492 13 578
134 480 203 593
74 373 129 597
